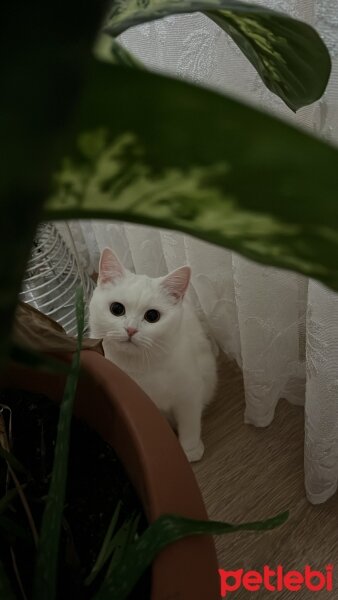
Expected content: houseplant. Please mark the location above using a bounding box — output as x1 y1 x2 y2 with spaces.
1 300 218 599
1 296 288 600
1 0 337 598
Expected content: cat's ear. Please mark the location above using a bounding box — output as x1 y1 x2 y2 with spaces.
98 248 125 285
161 266 191 301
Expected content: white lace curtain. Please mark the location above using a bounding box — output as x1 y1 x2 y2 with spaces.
61 0 338 504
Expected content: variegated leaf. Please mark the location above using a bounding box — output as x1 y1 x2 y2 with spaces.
44 61 338 292
104 0 331 110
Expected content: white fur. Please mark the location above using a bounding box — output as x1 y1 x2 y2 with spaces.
89 248 217 462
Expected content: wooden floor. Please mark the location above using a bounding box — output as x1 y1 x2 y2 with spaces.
192 354 338 598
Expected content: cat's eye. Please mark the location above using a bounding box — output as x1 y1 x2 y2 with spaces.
144 309 160 323
110 302 125 316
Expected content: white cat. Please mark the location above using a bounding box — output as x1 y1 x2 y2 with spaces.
89 248 217 462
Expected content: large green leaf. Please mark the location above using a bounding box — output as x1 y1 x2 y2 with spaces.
104 0 331 111
0 0 107 370
33 289 84 600
94 511 288 600
44 61 338 292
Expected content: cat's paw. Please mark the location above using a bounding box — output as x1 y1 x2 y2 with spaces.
183 440 205 463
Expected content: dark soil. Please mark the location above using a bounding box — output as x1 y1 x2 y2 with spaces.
0 389 150 599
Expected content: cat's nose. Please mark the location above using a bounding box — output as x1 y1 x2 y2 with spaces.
126 326 138 337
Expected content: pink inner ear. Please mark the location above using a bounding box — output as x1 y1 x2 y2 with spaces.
161 266 191 301
98 248 124 285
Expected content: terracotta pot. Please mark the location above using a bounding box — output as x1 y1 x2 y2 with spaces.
1 350 219 599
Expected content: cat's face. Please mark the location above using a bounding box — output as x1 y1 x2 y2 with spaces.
89 248 191 356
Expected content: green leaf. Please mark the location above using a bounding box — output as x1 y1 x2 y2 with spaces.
33 288 84 600
104 0 331 110
44 61 338 293
105 512 140 579
94 511 288 600
0 0 108 371
206 6 330 111
86 507 140 588
85 501 122 586
0 560 16 600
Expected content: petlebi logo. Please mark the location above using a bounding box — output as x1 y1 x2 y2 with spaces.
219 565 333 597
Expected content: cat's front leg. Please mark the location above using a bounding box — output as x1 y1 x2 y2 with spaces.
173 398 204 463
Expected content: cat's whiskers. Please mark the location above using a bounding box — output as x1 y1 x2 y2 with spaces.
141 335 169 355
94 329 126 342
138 338 165 357
151 338 170 353
92 328 116 337
142 347 150 371
139 338 154 351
